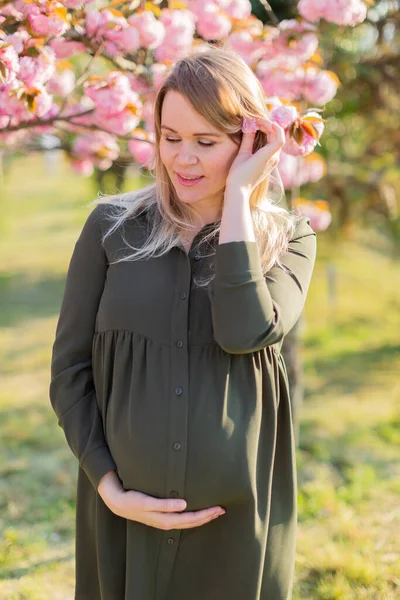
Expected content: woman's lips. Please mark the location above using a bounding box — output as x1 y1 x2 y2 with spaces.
176 173 204 187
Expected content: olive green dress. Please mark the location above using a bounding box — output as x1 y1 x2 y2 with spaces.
49 203 317 600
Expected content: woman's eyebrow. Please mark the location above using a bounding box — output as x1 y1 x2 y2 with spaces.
161 125 222 137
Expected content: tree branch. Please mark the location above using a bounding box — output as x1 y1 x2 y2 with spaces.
2 109 95 133
255 0 280 26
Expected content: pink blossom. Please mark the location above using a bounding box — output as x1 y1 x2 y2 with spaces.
325 0 367 27
304 112 325 137
265 96 284 111
2 30 30 55
0 83 28 124
85 9 140 54
294 199 332 231
64 101 95 128
141 101 155 131
34 103 61 134
85 10 122 42
0 3 24 20
47 69 75 96
71 158 95 176
283 111 324 157
273 20 318 61
95 106 141 137
106 25 141 54
150 63 169 91
160 8 197 42
284 133 318 157
279 18 317 33
258 65 304 102
128 129 155 167
28 10 69 37
72 131 120 171
188 0 218 17
302 153 326 183
18 56 41 87
271 105 324 158
242 117 259 133
196 4 232 40
18 49 56 88
0 78 56 128
297 0 321 23
84 72 134 115
303 68 339 105
277 151 326 189
224 30 265 65
127 72 151 95
20 1 37 15
0 44 19 84
64 0 96 8
154 9 196 63
298 0 367 26
259 61 339 105
49 38 86 58
128 11 166 50
0 128 29 147
0 114 10 129
0 0 342 179
224 0 252 20
32 87 54 118
270 105 298 129
154 44 185 64
277 151 299 189
101 41 119 57
5 84 54 119
85 10 103 38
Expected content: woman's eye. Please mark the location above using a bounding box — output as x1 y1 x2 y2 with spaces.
165 138 214 147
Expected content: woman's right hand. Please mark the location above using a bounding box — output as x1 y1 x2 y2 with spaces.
97 470 226 530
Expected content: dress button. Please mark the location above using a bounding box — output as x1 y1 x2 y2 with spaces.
180 292 187 300
167 538 175 545
170 491 179 498
175 387 183 396
176 340 184 348
173 442 181 451
194 253 201 261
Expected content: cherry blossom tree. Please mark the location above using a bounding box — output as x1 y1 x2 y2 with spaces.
0 0 370 228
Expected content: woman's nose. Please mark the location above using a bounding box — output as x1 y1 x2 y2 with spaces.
176 145 198 164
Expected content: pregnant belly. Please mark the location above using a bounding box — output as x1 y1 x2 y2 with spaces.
104 388 276 511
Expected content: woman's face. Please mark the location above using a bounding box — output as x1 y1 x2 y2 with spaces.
159 90 240 216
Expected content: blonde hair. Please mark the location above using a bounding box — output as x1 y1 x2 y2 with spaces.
90 44 303 288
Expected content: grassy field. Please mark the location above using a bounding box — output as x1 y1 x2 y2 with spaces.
0 153 399 599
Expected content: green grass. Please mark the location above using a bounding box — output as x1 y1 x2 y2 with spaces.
0 153 399 599
294 209 400 598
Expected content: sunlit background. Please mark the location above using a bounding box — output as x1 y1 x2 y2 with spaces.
0 1 399 598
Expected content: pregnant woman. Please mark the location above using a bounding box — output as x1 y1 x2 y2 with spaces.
49 45 317 600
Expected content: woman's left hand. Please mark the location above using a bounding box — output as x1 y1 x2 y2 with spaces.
225 117 285 196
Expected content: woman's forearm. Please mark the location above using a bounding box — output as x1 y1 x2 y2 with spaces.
218 188 255 244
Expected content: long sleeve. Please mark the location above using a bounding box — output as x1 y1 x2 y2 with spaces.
49 205 117 490
208 215 317 354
